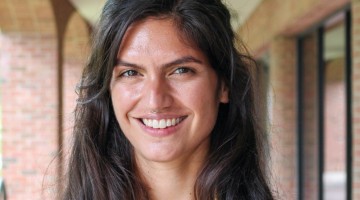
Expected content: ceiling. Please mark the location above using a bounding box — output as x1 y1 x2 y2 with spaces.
68 0 262 29
67 0 344 60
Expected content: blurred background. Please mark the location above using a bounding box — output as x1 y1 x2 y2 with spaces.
0 0 359 199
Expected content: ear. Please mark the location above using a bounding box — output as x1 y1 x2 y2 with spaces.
219 81 229 103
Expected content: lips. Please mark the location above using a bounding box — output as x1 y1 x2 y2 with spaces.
141 117 185 129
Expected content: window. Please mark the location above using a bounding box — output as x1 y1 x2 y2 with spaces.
297 10 352 200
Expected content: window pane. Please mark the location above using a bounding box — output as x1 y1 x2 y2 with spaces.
323 16 346 200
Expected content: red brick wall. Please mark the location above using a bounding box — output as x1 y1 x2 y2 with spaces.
238 0 356 198
0 0 89 199
1 33 58 199
0 1 60 199
352 0 360 199
302 33 319 200
269 37 297 200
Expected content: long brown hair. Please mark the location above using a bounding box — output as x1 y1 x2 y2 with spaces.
62 0 274 199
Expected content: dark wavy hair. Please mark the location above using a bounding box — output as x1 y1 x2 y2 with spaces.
62 0 274 199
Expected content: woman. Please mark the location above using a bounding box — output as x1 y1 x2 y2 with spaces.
62 0 274 199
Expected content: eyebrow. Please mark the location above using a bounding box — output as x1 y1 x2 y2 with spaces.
115 56 203 69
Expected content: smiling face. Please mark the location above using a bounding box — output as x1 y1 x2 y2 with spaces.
110 18 228 164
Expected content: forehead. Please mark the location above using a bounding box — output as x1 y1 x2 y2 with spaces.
118 17 199 57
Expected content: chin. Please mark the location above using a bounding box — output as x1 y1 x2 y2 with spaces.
136 146 181 163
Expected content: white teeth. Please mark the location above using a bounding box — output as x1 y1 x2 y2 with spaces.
152 120 159 128
159 119 166 128
142 117 183 129
166 119 171 127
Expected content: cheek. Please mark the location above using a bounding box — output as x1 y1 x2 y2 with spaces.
177 79 220 116
111 83 142 119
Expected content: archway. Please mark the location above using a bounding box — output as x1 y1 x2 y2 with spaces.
62 11 90 170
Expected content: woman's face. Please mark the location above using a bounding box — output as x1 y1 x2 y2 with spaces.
110 18 228 164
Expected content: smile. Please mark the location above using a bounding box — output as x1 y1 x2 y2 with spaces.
141 117 185 129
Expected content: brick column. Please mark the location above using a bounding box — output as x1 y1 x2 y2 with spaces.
269 37 297 199
302 33 319 200
352 0 360 199
62 12 90 167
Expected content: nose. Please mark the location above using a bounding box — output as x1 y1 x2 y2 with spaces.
144 76 173 111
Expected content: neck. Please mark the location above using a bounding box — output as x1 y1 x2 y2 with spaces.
135 149 208 200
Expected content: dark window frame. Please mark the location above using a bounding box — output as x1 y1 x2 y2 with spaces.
296 7 352 200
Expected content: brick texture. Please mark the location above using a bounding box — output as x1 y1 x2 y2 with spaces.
1 33 58 199
0 0 88 199
352 1 360 199
0 1 59 199
238 0 356 199
269 37 297 200
302 33 319 200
